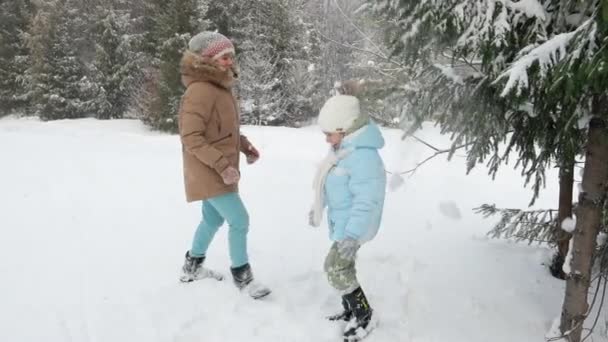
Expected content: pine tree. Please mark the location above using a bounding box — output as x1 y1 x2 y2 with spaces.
304 1 363 97
204 2 240 40
90 6 145 119
300 0 411 126
283 1 325 126
24 0 97 120
205 0 324 126
372 1 608 340
236 0 295 125
369 0 585 238
0 0 34 116
138 0 210 132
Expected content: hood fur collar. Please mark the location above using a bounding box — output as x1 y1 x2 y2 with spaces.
180 51 237 90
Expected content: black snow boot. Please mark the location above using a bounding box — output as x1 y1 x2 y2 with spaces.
179 251 223 282
230 263 254 288
342 287 374 341
230 263 271 299
327 296 353 322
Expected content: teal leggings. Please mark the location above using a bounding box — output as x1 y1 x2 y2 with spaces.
190 192 249 267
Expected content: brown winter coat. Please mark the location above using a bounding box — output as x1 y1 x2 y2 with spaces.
178 51 253 202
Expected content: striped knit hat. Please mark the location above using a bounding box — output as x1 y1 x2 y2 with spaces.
188 31 235 60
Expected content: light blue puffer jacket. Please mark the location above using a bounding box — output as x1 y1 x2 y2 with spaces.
324 123 386 243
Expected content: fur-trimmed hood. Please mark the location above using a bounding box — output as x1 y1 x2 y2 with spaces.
180 51 237 90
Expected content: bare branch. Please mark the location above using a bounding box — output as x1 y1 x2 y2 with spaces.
316 30 405 69
392 152 444 177
387 141 473 177
412 135 441 152
332 0 386 58
352 65 402 81
441 51 482 73
510 235 553 243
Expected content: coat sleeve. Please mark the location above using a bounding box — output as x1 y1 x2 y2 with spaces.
179 84 230 174
344 150 385 240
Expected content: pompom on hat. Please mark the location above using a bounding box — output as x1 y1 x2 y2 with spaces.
188 31 235 60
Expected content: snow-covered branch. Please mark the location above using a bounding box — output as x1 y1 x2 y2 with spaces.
495 19 592 97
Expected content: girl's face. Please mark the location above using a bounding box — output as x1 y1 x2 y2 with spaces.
325 131 344 148
215 52 235 71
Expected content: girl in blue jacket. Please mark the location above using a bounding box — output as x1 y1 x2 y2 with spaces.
309 95 387 341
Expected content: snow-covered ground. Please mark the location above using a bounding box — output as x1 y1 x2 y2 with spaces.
0 116 588 342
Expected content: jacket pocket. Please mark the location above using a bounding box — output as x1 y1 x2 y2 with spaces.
209 133 233 145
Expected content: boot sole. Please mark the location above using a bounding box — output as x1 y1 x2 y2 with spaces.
327 313 352 322
250 288 271 300
179 272 224 283
343 316 378 342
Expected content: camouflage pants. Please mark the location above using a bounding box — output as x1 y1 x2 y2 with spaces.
324 242 360 293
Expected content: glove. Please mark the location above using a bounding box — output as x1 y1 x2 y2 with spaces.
245 145 260 164
337 238 359 260
220 166 240 185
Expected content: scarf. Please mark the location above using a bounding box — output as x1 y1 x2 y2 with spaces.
310 147 352 227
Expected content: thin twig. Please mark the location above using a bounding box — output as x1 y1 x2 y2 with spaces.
411 135 441 152
387 140 475 176
397 152 443 176
353 65 401 81
332 0 386 57
441 51 482 73
480 207 558 214
316 30 405 69
510 220 555 226
509 235 553 243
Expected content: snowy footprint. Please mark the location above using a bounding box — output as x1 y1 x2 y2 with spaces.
349 255 413 341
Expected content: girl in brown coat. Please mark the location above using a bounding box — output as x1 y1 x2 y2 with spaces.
177 31 270 299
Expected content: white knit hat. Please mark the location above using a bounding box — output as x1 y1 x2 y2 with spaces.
188 31 235 60
318 95 368 134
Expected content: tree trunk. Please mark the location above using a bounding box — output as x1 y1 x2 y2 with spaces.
560 96 608 342
551 159 575 279
558 159 575 255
